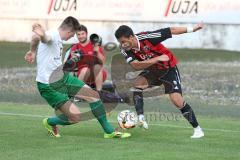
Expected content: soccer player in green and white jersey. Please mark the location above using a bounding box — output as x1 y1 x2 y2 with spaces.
24 16 130 139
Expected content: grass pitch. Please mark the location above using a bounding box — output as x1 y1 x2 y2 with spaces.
0 103 240 160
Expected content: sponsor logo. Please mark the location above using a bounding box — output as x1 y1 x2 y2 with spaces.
165 0 198 17
143 46 150 51
48 0 77 14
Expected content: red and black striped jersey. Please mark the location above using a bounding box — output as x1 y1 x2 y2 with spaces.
120 27 178 70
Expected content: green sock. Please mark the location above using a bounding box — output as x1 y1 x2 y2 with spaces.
89 100 114 134
47 114 72 126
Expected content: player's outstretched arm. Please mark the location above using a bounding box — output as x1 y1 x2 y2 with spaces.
170 22 204 35
32 23 51 43
129 55 169 71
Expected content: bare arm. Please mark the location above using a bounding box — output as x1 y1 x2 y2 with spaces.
24 23 52 64
24 34 41 64
170 22 204 35
94 46 105 64
32 23 51 43
129 55 169 71
30 34 40 52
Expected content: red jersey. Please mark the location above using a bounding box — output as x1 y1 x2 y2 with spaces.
121 27 178 70
71 41 105 69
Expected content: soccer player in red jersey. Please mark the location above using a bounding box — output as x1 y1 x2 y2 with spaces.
115 23 204 138
70 25 107 91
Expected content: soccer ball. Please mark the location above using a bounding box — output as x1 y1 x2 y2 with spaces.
117 110 137 129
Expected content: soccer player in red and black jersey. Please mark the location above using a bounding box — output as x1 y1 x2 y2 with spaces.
70 25 107 91
115 23 204 138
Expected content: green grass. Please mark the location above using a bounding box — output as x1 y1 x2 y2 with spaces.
0 42 71 68
0 103 240 160
0 42 29 68
1 41 240 68
170 48 240 62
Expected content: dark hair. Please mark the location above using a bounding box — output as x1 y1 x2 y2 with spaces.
115 25 134 39
60 16 80 31
77 24 88 33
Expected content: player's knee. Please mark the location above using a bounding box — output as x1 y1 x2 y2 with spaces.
77 85 101 102
88 98 100 103
79 67 90 79
88 90 101 103
134 83 148 90
169 93 184 108
94 64 102 70
94 64 103 76
68 114 81 123
134 80 148 90
80 67 89 73
89 96 100 103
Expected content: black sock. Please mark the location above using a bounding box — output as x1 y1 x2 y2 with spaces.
180 102 199 128
133 89 144 115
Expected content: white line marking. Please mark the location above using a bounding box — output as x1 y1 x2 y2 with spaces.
0 112 48 118
0 112 240 133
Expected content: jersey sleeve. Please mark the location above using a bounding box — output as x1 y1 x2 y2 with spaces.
138 27 172 45
45 30 56 42
120 49 137 64
70 44 78 52
68 44 79 59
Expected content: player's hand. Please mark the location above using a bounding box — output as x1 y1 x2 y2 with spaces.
93 45 100 52
193 22 204 32
32 23 45 37
71 50 83 62
157 55 169 62
24 50 36 64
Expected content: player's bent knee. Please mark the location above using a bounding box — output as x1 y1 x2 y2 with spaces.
87 93 100 103
78 67 90 80
134 77 149 89
88 89 100 100
94 64 102 70
76 85 100 102
68 115 81 123
169 93 184 108
86 89 101 103
93 64 103 76
133 82 148 90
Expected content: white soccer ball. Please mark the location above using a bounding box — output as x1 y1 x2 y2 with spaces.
117 110 137 129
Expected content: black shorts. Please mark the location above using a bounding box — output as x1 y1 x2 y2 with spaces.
139 66 182 94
